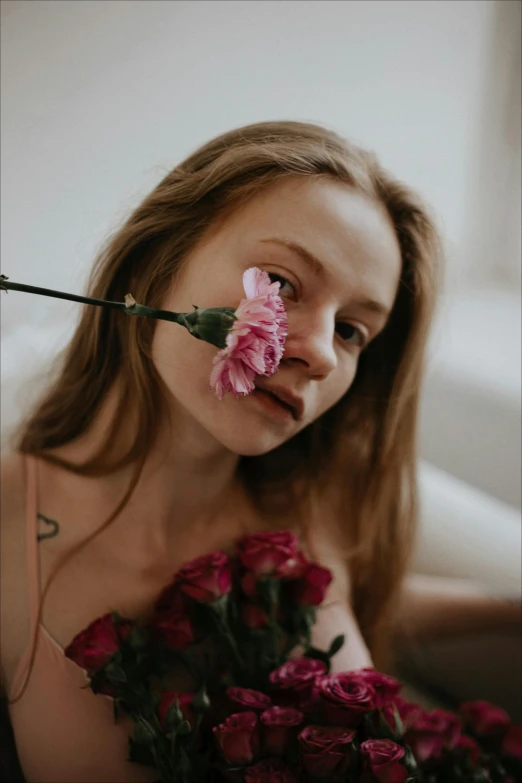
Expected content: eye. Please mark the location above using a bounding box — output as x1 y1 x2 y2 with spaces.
267 272 297 299
335 322 366 346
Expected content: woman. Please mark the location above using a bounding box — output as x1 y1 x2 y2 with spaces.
0 121 518 781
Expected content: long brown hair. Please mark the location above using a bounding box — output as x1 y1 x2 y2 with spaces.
11 120 441 701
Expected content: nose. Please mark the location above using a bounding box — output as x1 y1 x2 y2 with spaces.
281 310 338 380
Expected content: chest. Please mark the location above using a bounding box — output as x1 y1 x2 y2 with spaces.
38 509 281 651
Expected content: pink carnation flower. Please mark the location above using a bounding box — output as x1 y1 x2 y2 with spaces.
209 267 288 399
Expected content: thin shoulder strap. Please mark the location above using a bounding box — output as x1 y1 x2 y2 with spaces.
24 454 41 629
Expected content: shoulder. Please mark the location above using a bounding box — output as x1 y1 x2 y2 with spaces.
0 452 30 692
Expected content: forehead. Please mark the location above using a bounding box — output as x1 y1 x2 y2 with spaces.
208 176 402 309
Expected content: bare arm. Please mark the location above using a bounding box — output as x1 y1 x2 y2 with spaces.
394 572 522 642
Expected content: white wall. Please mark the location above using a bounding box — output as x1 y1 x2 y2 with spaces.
1 1 520 507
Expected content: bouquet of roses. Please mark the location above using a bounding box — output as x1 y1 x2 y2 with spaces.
64 530 522 782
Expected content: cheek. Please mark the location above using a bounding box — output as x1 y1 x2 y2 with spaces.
315 358 359 418
151 321 216 393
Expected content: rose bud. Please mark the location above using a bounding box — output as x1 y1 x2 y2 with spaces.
405 707 462 763
260 706 304 757
288 562 332 607
158 691 196 732
354 668 402 708
502 724 522 760
360 739 408 783
227 687 272 713
244 758 299 783
459 700 511 737
213 711 260 766
152 578 187 615
242 602 271 629
236 531 300 578
318 672 376 728
453 734 481 769
175 550 232 603
65 613 132 674
269 658 327 707
147 610 195 652
298 724 354 779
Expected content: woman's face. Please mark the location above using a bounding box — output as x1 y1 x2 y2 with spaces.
151 176 402 456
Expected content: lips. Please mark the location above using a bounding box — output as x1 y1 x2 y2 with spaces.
254 384 304 421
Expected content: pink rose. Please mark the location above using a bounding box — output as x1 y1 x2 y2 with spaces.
298 724 354 779
158 691 196 731
227 687 272 713
360 739 408 783
459 700 511 736
65 613 132 673
213 711 259 765
405 708 462 763
289 562 333 607
175 550 232 603
453 734 481 769
244 758 299 783
269 658 327 706
502 724 522 760
237 531 300 577
260 706 304 757
318 672 377 728
354 668 402 709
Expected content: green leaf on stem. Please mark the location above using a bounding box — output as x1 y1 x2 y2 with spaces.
328 634 345 657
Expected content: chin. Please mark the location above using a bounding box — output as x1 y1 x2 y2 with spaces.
213 426 289 457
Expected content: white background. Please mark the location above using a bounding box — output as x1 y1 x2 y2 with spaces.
1 0 520 507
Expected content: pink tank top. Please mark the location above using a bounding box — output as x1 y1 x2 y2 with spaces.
7 456 159 783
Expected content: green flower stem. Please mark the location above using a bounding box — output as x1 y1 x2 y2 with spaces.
209 598 245 677
1 278 186 323
0 277 237 349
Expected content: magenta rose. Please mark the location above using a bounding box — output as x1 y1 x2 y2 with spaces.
158 691 196 731
148 609 195 651
405 708 462 763
298 724 354 778
227 687 272 713
260 706 304 757
459 700 511 736
242 602 271 629
289 562 333 607
65 612 132 673
269 658 327 706
236 531 300 577
175 550 232 603
360 739 408 783
502 724 522 760
453 734 481 769
380 695 423 735
213 711 260 765
148 579 196 650
318 672 376 728
354 668 402 709
244 758 299 783
153 578 187 615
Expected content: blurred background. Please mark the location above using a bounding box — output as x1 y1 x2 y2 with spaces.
1 0 521 710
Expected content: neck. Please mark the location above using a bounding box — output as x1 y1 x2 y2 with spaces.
45 383 247 556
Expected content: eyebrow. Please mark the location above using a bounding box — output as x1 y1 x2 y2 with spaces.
259 236 392 319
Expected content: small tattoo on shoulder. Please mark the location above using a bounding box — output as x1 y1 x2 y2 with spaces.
37 512 60 542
